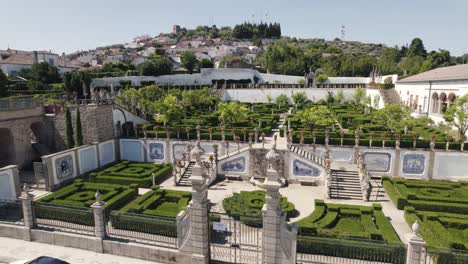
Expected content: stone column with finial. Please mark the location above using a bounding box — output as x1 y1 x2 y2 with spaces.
250 143 297 264
19 183 35 241
406 221 426 264
178 141 210 263
254 127 259 143
90 190 106 253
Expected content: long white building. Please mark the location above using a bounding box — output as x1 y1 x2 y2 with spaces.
395 64 468 123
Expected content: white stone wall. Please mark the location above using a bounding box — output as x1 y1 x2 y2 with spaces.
366 89 385 109
0 166 18 199
222 88 357 103
119 139 145 162
78 145 98 174
99 140 116 166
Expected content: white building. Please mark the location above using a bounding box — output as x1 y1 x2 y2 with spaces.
0 49 78 76
395 64 468 123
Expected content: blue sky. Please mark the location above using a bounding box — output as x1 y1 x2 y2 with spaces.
2 0 467 55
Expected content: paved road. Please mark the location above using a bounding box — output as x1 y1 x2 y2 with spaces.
0 237 158 264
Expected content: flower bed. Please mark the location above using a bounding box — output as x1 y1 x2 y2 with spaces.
222 190 296 227
89 161 172 188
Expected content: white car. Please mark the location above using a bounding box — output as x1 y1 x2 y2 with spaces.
10 256 69 264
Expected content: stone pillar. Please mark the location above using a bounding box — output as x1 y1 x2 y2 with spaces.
179 161 210 263
90 191 106 253
253 144 297 264
19 184 35 241
406 221 426 264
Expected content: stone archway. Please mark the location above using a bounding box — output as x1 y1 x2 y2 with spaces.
30 122 48 144
448 93 456 110
440 93 448 113
0 128 15 168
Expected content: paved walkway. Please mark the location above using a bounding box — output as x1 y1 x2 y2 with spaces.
0 237 157 264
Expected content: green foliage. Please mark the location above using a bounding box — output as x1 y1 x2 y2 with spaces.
444 94 468 138
292 92 308 107
198 58 214 69
297 200 401 243
21 62 61 84
0 69 8 97
136 55 172 76
275 94 289 107
89 161 172 187
181 51 198 74
407 38 427 58
373 104 412 134
232 22 281 39
65 107 74 149
223 190 296 227
217 101 249 127
155 94 184 125
261 41 306 75
297 106 334 130
75 107 83 147
353 87 366 105
36 181 138 225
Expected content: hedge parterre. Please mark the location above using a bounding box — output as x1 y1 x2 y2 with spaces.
89 161 172 188
222 190 296 227
297 200 401 243
110 186 192 237
36 180 138 226
383 177 468 251
382 177 468 213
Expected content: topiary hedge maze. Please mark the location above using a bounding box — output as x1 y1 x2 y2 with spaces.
296 200 405 264
89 161 172 188
383 177 468 252
222 190 296 227
382 177 468 213
109 187 191 237
136 102 285 140
36 180 138 226
297 200 400 242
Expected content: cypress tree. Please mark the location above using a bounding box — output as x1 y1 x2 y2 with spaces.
65 107 75 148
76 107 83 146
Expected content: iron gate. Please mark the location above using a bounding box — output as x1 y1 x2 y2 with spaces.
210 212 262 264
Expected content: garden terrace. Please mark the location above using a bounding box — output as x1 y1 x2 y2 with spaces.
382 177 468 213
296 200 405 264
135 102 286 140
285 102 456 150
89 161 172 188
109 187 191 237
35 180 138 226
222 190 296 227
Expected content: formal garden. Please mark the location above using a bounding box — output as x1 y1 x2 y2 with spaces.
35 161 184 234
295 199 405 263
283 99 464 150
383 177 468 252
89 161 172 187
134 101 285 140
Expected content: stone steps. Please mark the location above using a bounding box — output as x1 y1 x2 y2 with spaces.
330 169 362 200
178 162 195 186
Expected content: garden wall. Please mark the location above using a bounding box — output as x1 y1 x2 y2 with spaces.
297 144 468 180
41 140 118 190
0 165 21 199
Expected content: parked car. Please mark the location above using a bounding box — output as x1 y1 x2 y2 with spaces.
11 256 70 264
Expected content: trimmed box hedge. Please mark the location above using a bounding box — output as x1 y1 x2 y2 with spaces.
222 190 296 227
110 187 191 237
36 180 138 226
382 177 468 214
296 200 401 243
89 161 172 188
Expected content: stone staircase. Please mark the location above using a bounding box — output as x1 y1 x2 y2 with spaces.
178 161 195 186
379 88 401 105
290 145 313 160
330 170 362 200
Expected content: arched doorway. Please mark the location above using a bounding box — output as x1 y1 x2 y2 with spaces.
448 93 456 110
0 128 15 168
440 93 447 113
431 93 439 113
30 122 51 156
